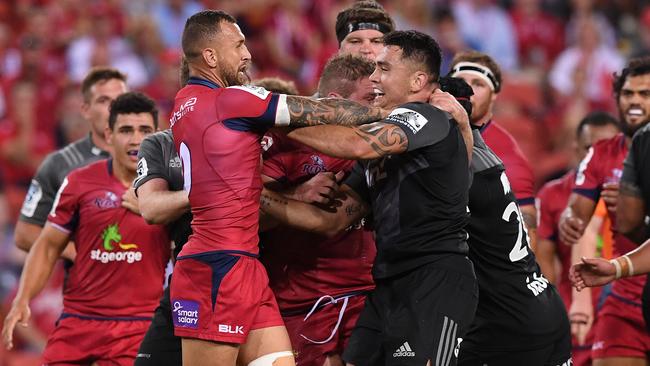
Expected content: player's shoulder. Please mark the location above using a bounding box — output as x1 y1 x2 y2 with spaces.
224 84 272 99
66 159 108 181
386 102 449 132
592 132 625 154
38 137 90 174
538 171 574 198
483 121 519 147
143 129 174 148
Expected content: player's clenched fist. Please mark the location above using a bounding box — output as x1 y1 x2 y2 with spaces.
293 171 346 205
2 299 31 350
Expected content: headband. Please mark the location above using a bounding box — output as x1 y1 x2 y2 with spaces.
337 21 392 44
450 61 499 92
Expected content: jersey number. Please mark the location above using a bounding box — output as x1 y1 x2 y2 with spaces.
179 142 191 193
502 201 531 262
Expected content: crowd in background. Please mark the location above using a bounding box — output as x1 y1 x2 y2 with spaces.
1 0 650 363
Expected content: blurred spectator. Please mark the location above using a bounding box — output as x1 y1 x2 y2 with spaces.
631 6 650 58
565 0 616 48
127 15 165 81
143 49 183 129
153 0 203 50
452 0 519 70
56 85 88 146
0 81 54 222
549 15 624 109
433 7 468 74
66 4 148 87
385 0 435 35
510 0 565 71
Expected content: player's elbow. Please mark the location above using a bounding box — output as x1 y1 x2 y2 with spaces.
14 232 32 252
14 222 37 252
139 205 167 225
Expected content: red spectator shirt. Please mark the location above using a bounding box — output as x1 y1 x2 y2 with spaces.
536 171 574 308
482 120 535 206
170 77 289 257
48 159 170 318
261 133 375 313
574 133 643 302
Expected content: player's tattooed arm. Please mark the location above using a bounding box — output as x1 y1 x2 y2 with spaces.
286 121 407 160
521 205 538 252
260 185 369 237
285 96 386 127
617 181 646 242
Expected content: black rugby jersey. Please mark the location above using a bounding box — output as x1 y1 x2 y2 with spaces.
345 102 471 279
465 129 566 349
20 135 109 226
134 130 192 259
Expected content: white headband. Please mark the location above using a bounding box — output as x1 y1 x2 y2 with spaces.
451 61 499 91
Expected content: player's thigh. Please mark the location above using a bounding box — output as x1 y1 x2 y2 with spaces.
237 325 294 365
182 338 239 366
323 354 345 366
594 357 650 366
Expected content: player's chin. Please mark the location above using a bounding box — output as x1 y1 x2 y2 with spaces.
238 71 251 84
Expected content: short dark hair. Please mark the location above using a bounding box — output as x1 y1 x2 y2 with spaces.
335 6 394 44
613 57 650 101
81 67 127 102
383 30 442 83
451 51 502 93
576 111 620 137
352 1 386 10
253 77 299 95
108 92 158 130
318 54 375 97
182 10 236 60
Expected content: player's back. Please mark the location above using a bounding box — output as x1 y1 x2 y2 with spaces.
465 130 566 349
481 121 535 205
171 78 280 256
48 160 170 318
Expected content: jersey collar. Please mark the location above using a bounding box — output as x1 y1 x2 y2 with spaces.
479 119 493 134
187 77 221 89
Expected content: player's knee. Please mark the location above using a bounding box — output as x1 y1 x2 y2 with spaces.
248 351 295 366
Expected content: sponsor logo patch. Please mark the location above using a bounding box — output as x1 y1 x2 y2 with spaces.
21 179 43 217
173 300 199 329
387 107 428 134
228 85 271 99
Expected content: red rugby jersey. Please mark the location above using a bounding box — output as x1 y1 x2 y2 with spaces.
481 121 535 205
261 133 375 312
48 159 170 318
536 171 574 308
171 77 289 257
574 133 643 302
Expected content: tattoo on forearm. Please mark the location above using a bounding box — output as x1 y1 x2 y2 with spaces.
286 96 383 127
260 193 289 208
620 181 643 198
354 123 408 156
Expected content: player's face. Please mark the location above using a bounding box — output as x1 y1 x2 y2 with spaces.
82 79 128 139
455 71 495 125
215 22 252 86
618 73 650 136
339 29 385 60
370 46 414 109
576 124 620 162
347 77 377 106
106 113 156 173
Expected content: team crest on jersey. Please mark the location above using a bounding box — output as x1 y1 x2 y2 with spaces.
21 179 43 217
303 155 327 175
387 108 428 134
228 85 270 100
90 223 143 264
94 191 120 209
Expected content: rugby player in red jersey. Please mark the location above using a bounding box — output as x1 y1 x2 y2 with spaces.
2 92 170 365
170 10 388 366
536 112 620 366
449 51 538 248
261 55 377 366
560 57 650 366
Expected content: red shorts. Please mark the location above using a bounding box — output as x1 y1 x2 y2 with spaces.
572 316 597 366
283 293 367 366
592 294 650 359
42 315 150 366
170 251 284 344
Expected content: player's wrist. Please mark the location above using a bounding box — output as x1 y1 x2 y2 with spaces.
610 255 634 279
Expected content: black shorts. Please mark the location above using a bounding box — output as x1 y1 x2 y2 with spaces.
134 281 182 366
343 256 479 366
457 326 572 366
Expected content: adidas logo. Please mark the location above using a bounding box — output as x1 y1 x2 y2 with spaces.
393 341 416 357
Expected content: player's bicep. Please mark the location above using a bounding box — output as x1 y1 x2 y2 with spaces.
40 222 72 254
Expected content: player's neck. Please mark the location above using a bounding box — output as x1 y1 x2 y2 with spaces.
111 161 136 188
399 87 436 107
189 69 226 88
90 131 112 154
473 112 492 128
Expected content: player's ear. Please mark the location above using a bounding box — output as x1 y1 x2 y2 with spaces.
327 92 343 98
410 71 428 93
104 126 113 145
202 48 218 68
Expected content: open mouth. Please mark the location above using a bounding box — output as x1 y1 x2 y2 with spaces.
374 88 385 98
127 150 139 159
627 108 645 117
